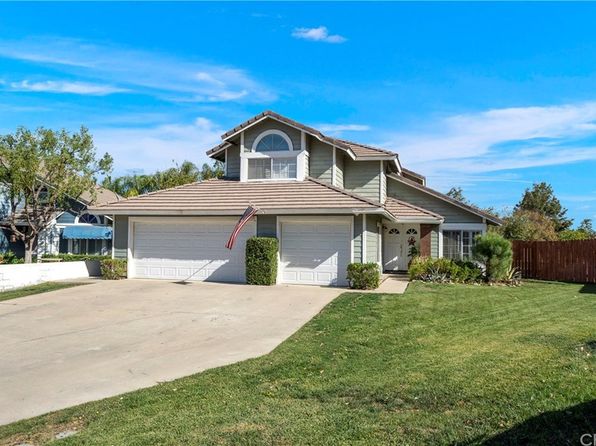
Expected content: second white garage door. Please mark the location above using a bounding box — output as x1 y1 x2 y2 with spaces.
131 218 255 283
280 218 351 286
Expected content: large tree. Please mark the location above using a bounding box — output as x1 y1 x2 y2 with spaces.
102 160 224 198
515 182 572 231
0 127 112 262
497 209 558 241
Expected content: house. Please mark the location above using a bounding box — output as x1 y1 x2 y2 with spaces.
90 111 501 286
1 185 120 258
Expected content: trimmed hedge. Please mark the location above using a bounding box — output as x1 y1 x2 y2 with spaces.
42 254 110 262
100 259 127 280
246 237 278 285
408 257 483 284
346 263 381 290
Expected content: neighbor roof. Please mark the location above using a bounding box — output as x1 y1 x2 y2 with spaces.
80 185 122 206
90 177 394 218
384 197 444 223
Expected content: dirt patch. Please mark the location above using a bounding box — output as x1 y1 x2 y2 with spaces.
1 417 85 446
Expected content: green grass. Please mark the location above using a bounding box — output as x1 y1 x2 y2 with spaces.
0 282 87 302
1 281 594 445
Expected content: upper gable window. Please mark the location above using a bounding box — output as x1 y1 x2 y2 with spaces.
252 130 293 152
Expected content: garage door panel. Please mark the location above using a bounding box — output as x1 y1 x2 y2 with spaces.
132 219 254 283
281 220 350 286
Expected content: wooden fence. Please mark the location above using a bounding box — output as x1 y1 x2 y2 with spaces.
512 240 596 283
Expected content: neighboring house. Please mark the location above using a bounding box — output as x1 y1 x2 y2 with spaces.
90 111 501 286
0 186 121 258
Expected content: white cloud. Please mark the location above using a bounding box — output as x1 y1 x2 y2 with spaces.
316 123 370 134
0 37 276 103
380 102 596 186
292 26 346 44
8 80 127 95
92 117 223 175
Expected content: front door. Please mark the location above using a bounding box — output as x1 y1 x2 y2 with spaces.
383 223 420 271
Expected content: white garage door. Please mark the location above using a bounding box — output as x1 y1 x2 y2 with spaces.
131 218 255 283
280 219 351 286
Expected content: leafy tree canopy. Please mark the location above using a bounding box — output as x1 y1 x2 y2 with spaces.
559 218 596 240
0 127 112 262
102 161 224 198
515 182 572 231
446 187 469 204
497 209 558 241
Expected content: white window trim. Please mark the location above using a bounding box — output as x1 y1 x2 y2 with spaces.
244 156 299 182
439 223 487 259
251 129 294 152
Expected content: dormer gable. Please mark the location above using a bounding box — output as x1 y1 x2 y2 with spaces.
206 111 410 202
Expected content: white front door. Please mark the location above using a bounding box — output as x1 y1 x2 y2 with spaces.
280 218 351 286
130 217 256 283
383 223 420 271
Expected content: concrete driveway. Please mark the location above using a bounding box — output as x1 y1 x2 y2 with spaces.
0 280 340 425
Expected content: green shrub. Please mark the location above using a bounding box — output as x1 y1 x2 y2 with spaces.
472 232 513 282
0 250 24 264
346 263 381 289
246 237 278 285
408 257 483 284
42 254 110 262
100 259 127 280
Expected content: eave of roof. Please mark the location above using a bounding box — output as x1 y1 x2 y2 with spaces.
384 197 444 223
387 173 503 225
401 167 426 185
89 177 397 221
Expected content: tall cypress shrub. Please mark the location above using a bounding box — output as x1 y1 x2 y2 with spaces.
246 237 278 285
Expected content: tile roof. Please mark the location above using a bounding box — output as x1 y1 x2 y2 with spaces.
384 197 443 222
208 110 398 161
335 139 397 159
89 177 387 215
80 185 123 206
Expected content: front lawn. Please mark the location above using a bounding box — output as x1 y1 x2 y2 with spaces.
0 282 87 303
1 281 594 445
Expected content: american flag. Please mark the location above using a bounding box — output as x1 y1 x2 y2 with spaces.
225 205 259 249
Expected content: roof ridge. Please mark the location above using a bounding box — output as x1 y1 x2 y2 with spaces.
306 177 384 208
384 196 443 219
214 110 383 158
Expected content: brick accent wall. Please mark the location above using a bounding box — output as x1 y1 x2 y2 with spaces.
420 224 433 257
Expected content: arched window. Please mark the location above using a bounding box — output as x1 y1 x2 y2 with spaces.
78 214 100 224
388 228 400 235
252 130 293 152
406 228 418 235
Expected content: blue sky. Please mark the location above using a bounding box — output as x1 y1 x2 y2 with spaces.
1 2 596 225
